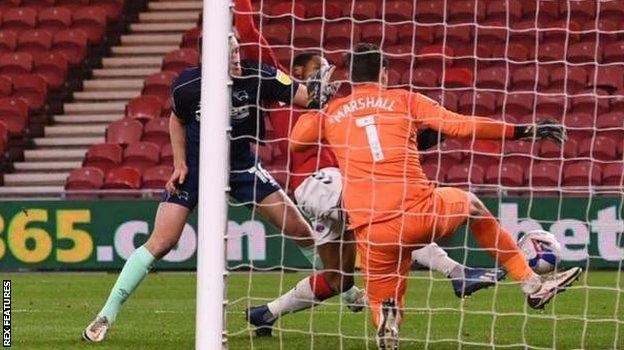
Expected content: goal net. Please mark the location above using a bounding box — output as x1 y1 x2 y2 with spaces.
218 1 624 348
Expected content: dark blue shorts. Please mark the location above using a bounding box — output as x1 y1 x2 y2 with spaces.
161 151 281 210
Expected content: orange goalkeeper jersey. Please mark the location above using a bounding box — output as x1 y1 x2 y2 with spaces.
291 83 515 229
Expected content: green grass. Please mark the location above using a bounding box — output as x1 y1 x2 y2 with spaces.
4 271 623 349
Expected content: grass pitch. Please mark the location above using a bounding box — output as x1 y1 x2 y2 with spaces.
4 271 623 349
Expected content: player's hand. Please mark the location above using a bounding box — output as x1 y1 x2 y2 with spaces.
166 163 188 194
514 119 566 144
417 128 444 150
306 64 341 109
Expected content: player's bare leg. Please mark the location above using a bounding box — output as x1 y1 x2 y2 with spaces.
465 192 582 308
254 190 315 248
83 203 190 343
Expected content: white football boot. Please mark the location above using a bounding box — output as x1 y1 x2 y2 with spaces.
527 267 583 309
376 299 399 350
344 286 368 312
82 316 110 343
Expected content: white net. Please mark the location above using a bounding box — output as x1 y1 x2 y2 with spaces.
225 1 624 348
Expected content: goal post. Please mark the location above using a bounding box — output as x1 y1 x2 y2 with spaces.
196 0 231 348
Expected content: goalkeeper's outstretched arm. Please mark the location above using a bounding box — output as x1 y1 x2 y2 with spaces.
411 93 565 144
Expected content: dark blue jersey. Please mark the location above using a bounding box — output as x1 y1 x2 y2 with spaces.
171 61 299 167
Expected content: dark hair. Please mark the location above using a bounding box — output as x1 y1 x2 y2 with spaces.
293 52 319 68
350 43 387 83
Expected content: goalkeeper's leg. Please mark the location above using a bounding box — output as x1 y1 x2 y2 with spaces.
83 202 190 342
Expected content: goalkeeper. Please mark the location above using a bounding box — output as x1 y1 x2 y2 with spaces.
82 32 337 343
246 52 506 336
291 43 583 349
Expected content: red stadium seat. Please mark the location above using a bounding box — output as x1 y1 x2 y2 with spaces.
548 65 587 94
0 52 32 77
293 20 322 48
65 166 104 190
503 93 534 117
384 43 412 71
599 1 624 22
106 119 142 145
535 1 561 22
16 29 52 54
417 45 453 73
360 22 398 47
142 165 172 189
383 0 413 22
56 0 88 12
91 0 125 21
530 161 561 187
562 161 601 187
262 23 290 46
0 120 8 154
414 0 443 23
52 29 87 65
563 112 594 141
102 166 141 190
160 142 172 165
458 91 497 115
405 68 438 88
567 41 598 64
72 6 107 44
578 136 618 161
125 95 162 123
37 7 72 36
539 138 578 159
142 117 169 147
503 140 538 169
421 161 446 184
123 141 160 172
596 112 624 142
142 70 177 103
486 163 525 187
21 0 54 9
535 95 565 119
84 142 122 173
446 163 485 187
0 76 11 97
181 26 201 49
32 51 67 91
565 0 596 22
0 0 20 13
12 73 47 110
591 66 624 93
0 31 17 53
511 66 549 92
602 41 624 64
268 2 305 18
447 0 485 24
411 24 437 47
306 1 341 19
466 140 501 170
0 97 28 135
443 68 472 88
324 21 360 49
352 0 379 21
476 67 507 90
486 0 522 23
162 49 199 74
601 163 624 186
2 7 36 34
538 43 565 62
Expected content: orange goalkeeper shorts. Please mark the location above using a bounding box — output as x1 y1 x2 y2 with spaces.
354 187 470 326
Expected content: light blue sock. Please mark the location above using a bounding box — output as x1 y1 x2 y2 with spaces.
299 245 324 270
98 246 155 323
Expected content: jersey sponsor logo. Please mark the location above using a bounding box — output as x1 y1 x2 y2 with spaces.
233 90 249 101
329 96 396 124
275 69 292 86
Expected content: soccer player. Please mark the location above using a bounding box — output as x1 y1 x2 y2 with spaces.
82 34 337 343
290 43 583 349
246 52 506 336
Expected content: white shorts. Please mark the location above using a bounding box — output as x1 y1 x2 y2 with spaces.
293 167 345 246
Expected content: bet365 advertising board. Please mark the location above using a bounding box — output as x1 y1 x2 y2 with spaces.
0 198 622 271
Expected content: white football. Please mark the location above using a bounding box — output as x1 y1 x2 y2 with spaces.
517 230 562 274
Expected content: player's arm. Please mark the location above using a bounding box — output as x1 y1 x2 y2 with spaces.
290 111 323 153
233 0 282 70
166 114 188 194
258 63 336 109
410 93 565 143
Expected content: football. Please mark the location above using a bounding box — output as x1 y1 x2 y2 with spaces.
518 230 562 274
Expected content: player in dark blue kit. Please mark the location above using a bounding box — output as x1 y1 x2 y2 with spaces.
83 36 335 343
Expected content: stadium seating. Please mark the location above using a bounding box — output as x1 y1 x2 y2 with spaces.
125 95 162 123
122 141 160 172
106 119 143 145
142 117 169 147
102 166 141 190
142 165 172 189
65 166 104 190
83 143 123 173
